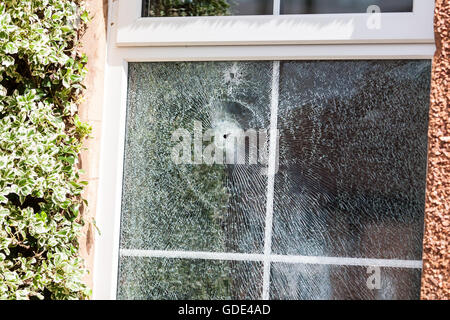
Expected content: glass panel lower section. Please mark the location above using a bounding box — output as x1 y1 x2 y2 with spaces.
229 0 273 15
117 256 263 299
142 0 273 17
270 263 421 300
280 0 413 14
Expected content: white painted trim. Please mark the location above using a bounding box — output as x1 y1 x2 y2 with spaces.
115 0 434 47
92 57 128 300
93 0 129 300
113 44 436 61
120 249 423 269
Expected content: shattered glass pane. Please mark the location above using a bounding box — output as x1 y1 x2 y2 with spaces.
142 0 273 17
121 62 271 253
270 263 421 300
119 59 430 300
273 60 431 260
118 256 263 299
280 0 413 14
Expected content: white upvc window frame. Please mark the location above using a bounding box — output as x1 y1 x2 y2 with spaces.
93 0 436 300
115 0 434 46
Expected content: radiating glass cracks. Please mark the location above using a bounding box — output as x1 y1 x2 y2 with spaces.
118 60 430 299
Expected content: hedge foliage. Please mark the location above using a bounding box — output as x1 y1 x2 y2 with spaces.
0 0 91 299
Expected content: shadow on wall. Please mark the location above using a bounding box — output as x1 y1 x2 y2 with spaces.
103 0 108 33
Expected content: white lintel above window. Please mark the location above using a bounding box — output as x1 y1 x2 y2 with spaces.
113 0 435 47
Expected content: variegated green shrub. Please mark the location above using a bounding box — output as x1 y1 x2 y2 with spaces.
0 0 91 299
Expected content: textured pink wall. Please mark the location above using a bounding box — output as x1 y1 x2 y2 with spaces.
420 0 450 300
78 0 108 290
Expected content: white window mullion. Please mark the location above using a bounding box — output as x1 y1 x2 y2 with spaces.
115 0 434 46
273 0 281 15
262 60 281 300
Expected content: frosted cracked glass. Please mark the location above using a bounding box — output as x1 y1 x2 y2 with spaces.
118 256 263 299
121 62 272 253
119 59 430 300
270 263 421 300
273 60 431 260
280 0 413 14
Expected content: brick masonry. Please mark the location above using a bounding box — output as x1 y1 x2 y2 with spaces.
420 0 450 300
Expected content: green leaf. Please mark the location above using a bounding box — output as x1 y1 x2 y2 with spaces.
4 42 17 54
1 55 14 67
80 10 89 23
0 194 7 203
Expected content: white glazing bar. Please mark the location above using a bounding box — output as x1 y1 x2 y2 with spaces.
273 0 281 15
271 255 423 269
262 60 281 300
120 249 423 269
120 249 263 262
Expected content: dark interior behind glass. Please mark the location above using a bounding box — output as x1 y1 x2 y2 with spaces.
142 0 413 17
